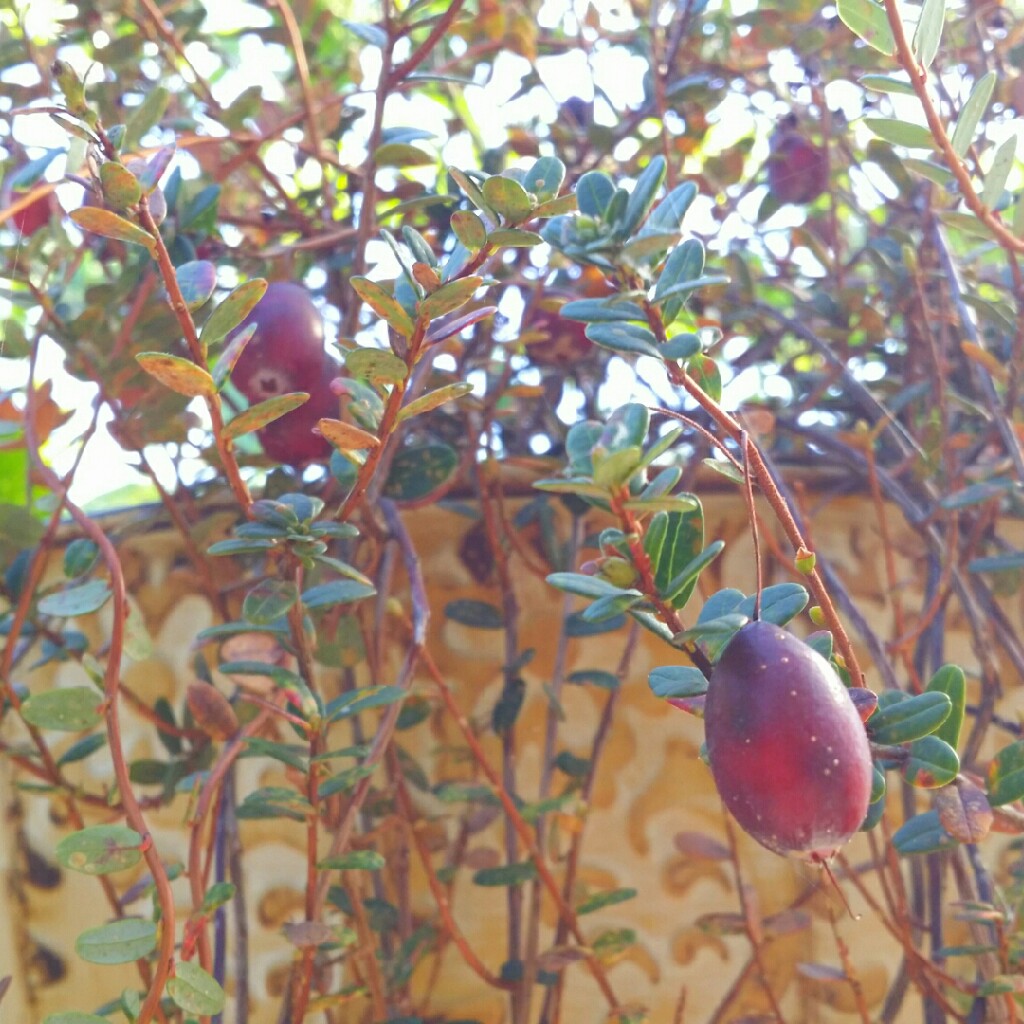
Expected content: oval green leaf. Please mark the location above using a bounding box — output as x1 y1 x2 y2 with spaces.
445 599 504 629
317 850 387 871
868 690 951 744
167 961 225 1015
38 579 111 617
56 825 143 875
418 276 483 320
350 277 416 336
224 392 310 440
345 347 408 387
22 687 103 731
987 740 1024 806
69 207 156 252
864 118 935 149
136 353 215 398
481 175 533 222
242 579 297 625
175 261 217 311
75 919 157 965
837 0 896 54
200 279 268 347
951 71 996 158
904 736 960 788
383 442 458 501
450 210 487 249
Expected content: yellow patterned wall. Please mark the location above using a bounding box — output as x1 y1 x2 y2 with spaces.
3 481 1022 1023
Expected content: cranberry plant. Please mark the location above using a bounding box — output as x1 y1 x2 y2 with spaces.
2 0 1024 1022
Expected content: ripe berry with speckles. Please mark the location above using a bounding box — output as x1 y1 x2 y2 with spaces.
704 620 873 859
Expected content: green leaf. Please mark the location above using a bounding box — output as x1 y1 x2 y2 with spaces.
75 919 158 965
69 207 156 252
859 74 917 96
687 355 721 402
200 279 268 348
243 737 307 772
318 850 386 871
450 210 487 249
487 227 543 247
343 19 387 46
123 84 170 151
533 193 578 217
926 665 966 749
584 322 661 359
449 168 493 217
576 887 638 916
344 346 408 387
864 118 934 149
43 1015 110 1024
648 181 698 231
224 392 309 440
39 579 111 617
99 161 142 209
546 572 639 599
980 136 1016 209
324 685 406 723
904 736 959 788
174 263 217 313
397 382 474 423
567 669 620 690
592 446 643 488
951 71 996 158
580 592 643 622
660 333 702 360
167 961 225 1015
482 175 533 221
559 298 644 323
521 156 566 200
674 614 748 652
383 443 458 500
592 927 637 957
648 665 708 699
22 687 103 731
417 276 483 320
653 509 704 609
301 579 376 609
736 583 809 627
913 0 945 69
218 661 303 689
987 740 1024 806
374 141 434 167
242 579 297 625
939 478 1018 509
206 538 276 556
445 599 503 629
472 861 537 887
892 810 957 855
576 171 616 217
200 881 236 914
968 551 1024 573
837 0 896 54
662 541 725 606
318 764 375 798
56 825 142 875
868 691 951 744
621 156 667 235
350 277 416 337
136 352 215 398
57 733 107 766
